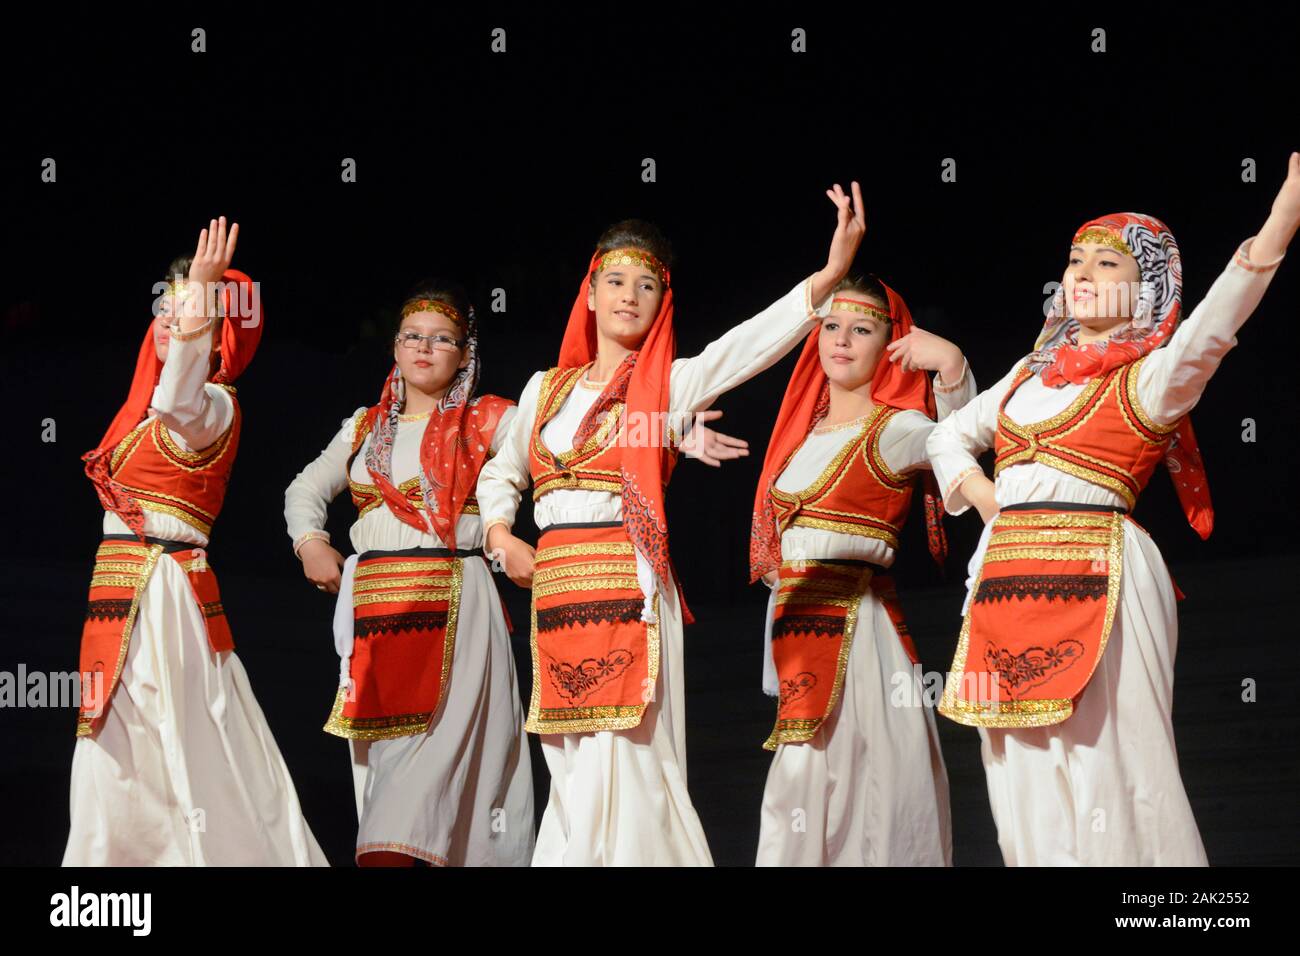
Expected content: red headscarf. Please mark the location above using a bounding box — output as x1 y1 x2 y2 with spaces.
82 269 263 538
1028 212 1212 539
750 279 948 582
361 302 512 551
557 248 682 605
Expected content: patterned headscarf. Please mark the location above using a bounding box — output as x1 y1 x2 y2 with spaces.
1029 213 1182 385
1028 213 1212 538
363 301 511 550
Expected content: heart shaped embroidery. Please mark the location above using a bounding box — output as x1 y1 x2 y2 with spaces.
549 648 635 704
984 639 1085 699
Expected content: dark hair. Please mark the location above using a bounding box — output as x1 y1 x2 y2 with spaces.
831 272 891 317
162 253 223 374
395 278 474 339
164 255 192 284
592 219 674 278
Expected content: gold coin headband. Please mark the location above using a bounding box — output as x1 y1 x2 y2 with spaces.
597 247 670 287
400 298 467 327
831 296 892 323
1073 227 1134 258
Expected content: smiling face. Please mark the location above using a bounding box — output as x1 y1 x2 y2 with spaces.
152 293 180 362
818 296 892 391
392 309 469 398
1063 240 1142 333
587 258 664 352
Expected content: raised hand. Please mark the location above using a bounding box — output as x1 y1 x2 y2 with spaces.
189 216 239 285
1254 152 1300 264
824 181 866 280
886 327 964 381
810 182 866 304
679 410 750 467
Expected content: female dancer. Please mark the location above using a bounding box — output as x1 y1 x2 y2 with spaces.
928 154 1300 865
750 273 975 866
67 217 326 865
475 183 867 865
284 281 536 867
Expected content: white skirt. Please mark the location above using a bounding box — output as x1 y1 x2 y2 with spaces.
757 590 952 866
970 518 1209 866
344 556 535 866
63 555 327 866
531 582 714 866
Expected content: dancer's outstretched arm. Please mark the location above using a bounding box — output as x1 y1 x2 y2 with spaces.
669 182 867 414
1139 153 1299 423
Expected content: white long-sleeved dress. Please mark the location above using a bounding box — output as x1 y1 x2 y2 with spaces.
925 237 1284 866
476 276 836 866
64 319 327 866
284 403 535 866
756 366 976 866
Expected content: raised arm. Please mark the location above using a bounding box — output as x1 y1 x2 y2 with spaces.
150 320 233 450
1138 154 1299 424
669 182 867 413
151 217 241 449
925 360 1025 517
877 365 979 476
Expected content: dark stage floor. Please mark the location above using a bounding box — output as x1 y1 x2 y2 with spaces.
4 553 1296 866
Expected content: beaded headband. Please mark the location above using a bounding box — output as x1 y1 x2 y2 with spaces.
596 247 670 287
1072 227 1134 258
400 297 467 328
830 295 892 323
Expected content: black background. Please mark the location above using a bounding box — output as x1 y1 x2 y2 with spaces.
2 8 1297 866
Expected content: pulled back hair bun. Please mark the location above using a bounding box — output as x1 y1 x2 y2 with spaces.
592 219 674 277
831 273 891 318
395 278 474 336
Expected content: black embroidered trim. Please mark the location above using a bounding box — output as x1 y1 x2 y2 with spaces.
85 599 133 622
974 574 1107 604
779 671 817 707
355 611 448 638
984 639 1086 697
548 649 635 704
772 614 845 639
536 599 644 633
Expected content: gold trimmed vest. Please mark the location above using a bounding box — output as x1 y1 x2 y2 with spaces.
106 384 241 538
992 355 1178 510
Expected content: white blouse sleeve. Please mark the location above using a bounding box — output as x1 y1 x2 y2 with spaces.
150 316 233 450
1137 236 1286 425
476 372 544 535
878 410 943 476
489 404 519 456
284 409 363 550
668 275 835 414
925 359 1026 515
932 357 978 420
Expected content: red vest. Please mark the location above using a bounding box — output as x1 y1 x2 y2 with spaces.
770 404 913 552
528 367 633 500
107 385 241 537
345 410 481 520
993 355 1178 509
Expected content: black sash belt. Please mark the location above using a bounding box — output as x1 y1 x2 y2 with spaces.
100 533 200 554
357 546 486 561
1000 501 1127 514
540 520 624 532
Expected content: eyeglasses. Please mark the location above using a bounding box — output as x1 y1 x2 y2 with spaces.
395 331 465 353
